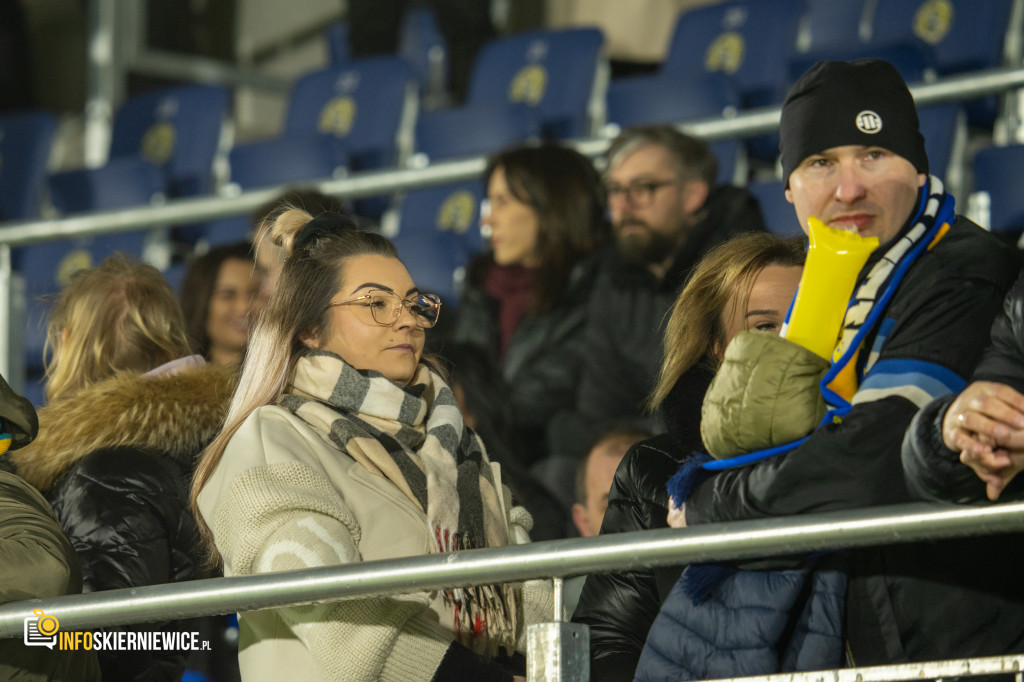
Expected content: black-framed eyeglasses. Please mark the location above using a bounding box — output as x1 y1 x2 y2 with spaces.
328 290 442 328
605 180 679 208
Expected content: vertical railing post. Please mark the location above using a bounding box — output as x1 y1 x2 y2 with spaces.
526 577 589 681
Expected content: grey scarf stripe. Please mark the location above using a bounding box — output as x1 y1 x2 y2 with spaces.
330 419 430 511
280 351 517 655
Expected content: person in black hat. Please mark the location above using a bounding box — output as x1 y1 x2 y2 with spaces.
668 59 1024 668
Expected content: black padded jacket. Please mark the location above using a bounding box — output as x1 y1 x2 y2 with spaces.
9 363 236 682
570 363 714 681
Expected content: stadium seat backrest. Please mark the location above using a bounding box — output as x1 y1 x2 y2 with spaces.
663 0 804 108
325 21 351 66
48 156 165 214
109 84 231 197
228 134 349 190
869 0 1016 75
918 102 966 185
802 0 871 52
0 110 57 221
604 70 745 184
465 27 606 139
747 179 803 237
389 180 485 307
284 57 417 171
399 6 448 104
971 143 1024 237
414 100 538 163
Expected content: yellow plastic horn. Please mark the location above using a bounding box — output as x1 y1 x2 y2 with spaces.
781 216 878 359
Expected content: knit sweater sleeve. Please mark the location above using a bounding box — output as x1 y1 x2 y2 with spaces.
209 419 513 682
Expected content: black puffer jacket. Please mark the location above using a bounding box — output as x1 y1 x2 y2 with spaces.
453 254 601 465
550 184 765 460
903 273 1024 503
571 363 714 682
9 362 237 682
685 214 1024 665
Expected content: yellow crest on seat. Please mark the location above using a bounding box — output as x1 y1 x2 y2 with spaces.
914 0 954 45
436 191 477 234
318 97 358 137
141 122 176 164
705 32 745 74
509 65 547 106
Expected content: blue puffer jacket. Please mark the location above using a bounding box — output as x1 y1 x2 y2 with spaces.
634 561 846 682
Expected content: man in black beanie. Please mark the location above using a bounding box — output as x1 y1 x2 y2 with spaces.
676 59 1024 668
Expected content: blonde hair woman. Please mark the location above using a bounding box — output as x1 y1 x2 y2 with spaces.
9 254 237 681
573 232 805 678
192 209 548 682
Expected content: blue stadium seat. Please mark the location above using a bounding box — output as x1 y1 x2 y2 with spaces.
0 110 57 221
399 5 448 107
414 100 538 163
48 156 165 215
325 21 351 66
801 0 871 53
283 56 416 172
604 70 745 185
110 84 231 197
918 102 966 186
868 0 1017 128
229 133 348 190
388 180 485 308
662 0 804 109
869 0 1016 76
48 84 230 214
746 179 802 237
970 143 1024 239
464 27 606 140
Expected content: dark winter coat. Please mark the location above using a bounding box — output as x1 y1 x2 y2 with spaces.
571 363 714 682
549 184 765 460
684 214 1024 665
453 254 601 465
9 363 237 682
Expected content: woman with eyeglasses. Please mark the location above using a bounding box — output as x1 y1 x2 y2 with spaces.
451 143 608 467
192 209 547 682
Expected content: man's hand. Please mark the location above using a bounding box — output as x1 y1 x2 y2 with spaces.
667 497 687 528
943 381 1024 500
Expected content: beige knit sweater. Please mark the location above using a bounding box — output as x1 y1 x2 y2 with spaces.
198 405 553 681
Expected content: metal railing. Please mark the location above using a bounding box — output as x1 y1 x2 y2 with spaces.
1 500 1022 636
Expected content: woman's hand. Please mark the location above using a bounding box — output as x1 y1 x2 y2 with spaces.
943 381 1024 500
942 381 1024 454
666 497 687 528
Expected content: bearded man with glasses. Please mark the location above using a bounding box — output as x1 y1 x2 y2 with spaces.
548 125 765 463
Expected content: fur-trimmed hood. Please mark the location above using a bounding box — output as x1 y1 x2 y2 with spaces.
11 363 238 492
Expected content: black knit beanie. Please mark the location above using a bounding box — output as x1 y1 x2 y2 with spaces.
779 59 928 184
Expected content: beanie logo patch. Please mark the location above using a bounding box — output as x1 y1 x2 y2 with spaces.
856 110 883 134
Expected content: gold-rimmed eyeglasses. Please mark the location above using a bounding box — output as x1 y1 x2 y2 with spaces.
605 179 679 208
328 290 442 328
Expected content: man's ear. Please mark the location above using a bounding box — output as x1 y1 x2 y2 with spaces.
682 180 710 215
785 187 795 205
571 503 592 537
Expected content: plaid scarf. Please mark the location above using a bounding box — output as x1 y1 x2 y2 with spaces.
280 350 517 655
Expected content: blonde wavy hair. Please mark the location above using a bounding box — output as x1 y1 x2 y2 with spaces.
647 232 806 411
190 208 398 566
43 254 190 404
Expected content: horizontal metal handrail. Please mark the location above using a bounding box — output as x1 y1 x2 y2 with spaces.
1 500 1021 638
2 66 1023 247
